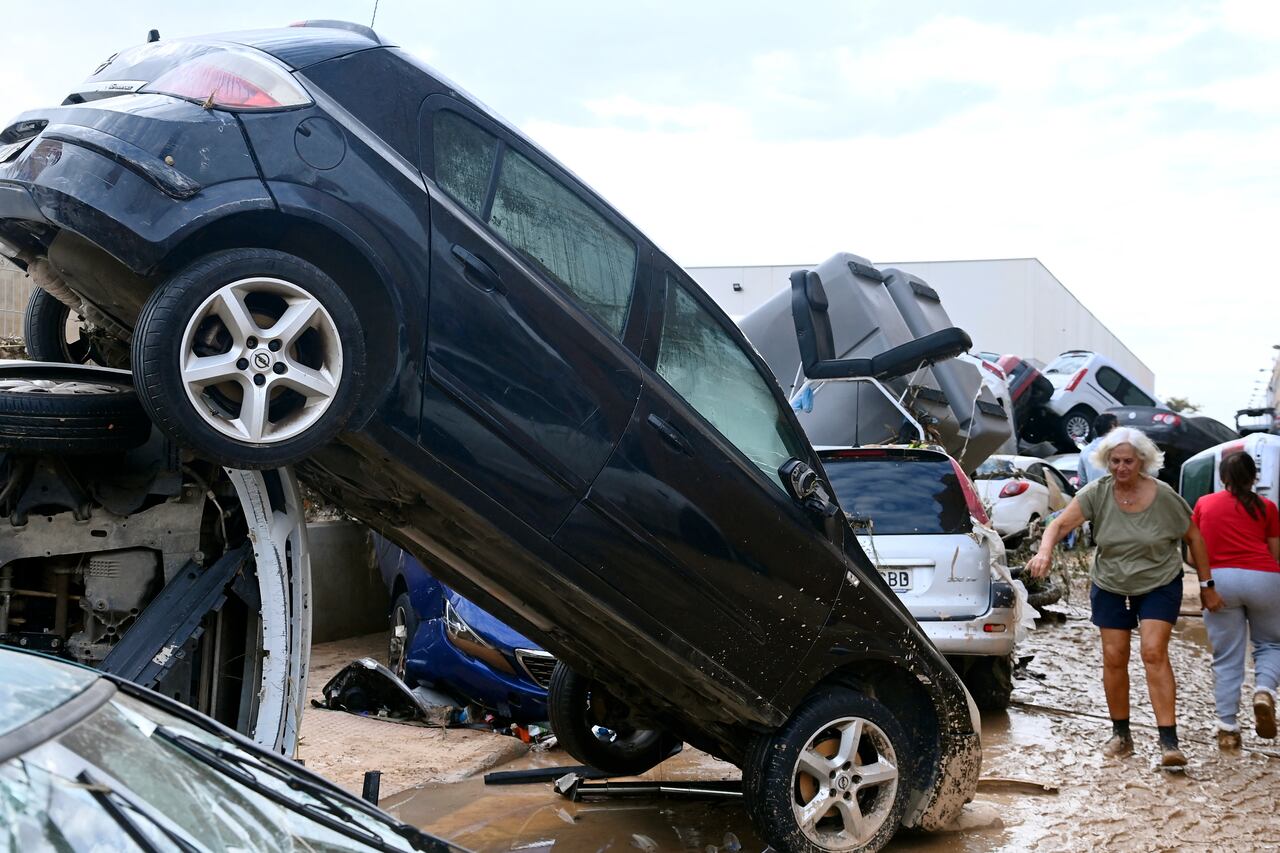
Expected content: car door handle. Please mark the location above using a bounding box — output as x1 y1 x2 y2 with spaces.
451 244 504 293
646 413 693 455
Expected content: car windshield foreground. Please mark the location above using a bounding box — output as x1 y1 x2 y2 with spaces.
0 22 980 851
0 647 462 852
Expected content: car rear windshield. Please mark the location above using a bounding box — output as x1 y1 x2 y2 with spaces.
822 455 971 535
1044 353 1090 387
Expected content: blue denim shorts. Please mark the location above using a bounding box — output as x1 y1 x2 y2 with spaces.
1089 574 1183 630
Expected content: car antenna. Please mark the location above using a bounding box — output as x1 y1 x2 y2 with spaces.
147 29 160 43
370 0 379 27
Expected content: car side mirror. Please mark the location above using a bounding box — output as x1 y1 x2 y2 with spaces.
779 459 839 519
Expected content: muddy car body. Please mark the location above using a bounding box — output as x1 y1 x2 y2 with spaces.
0 23 978 848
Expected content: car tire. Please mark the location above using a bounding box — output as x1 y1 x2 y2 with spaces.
547 662 681 777
745 686 909 853
388 591 419 684
132 249 365 469
961 654 1014 712
1057 405 1095 452
23 287 94 364
0 368 151 453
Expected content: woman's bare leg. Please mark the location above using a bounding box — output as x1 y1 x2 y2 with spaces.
1101 628 1132 720
1140 619 1177 726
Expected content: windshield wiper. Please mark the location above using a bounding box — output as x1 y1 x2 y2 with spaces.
79 768 202 853
154 726 445 853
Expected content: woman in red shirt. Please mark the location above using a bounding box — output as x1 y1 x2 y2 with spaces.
1192 452 1280 751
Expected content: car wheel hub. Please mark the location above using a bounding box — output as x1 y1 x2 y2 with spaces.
791 716 898 850
179 277 344 445
1066 416 1090 440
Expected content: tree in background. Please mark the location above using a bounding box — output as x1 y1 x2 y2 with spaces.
1164 396 1201 413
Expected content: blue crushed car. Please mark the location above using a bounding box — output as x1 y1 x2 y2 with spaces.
375 535 554 723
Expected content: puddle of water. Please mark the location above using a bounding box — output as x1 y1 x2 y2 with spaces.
386 761 763 852
385 738 1025 852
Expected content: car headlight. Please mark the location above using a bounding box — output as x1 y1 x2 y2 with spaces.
442 599 516 675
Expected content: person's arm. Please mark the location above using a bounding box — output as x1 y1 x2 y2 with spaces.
1027 498 1086 578
1185 522 1223 612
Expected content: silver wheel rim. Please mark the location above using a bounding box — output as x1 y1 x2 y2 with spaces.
791 716 899 850
0 378 125 395
179 277 343 445
1065 415 1091 443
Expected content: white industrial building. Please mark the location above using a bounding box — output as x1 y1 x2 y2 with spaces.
688 257 1155 390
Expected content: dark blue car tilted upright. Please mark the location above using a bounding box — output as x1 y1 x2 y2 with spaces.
0 22 980 851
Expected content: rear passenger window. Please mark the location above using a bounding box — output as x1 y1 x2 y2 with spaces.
433 111 498 217
430 110 637 337
490 149 636 335
1096 367 1124 397
1120 381 1155 407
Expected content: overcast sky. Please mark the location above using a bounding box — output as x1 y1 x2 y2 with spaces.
3 0 1277 422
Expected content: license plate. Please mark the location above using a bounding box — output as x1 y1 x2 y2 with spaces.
880 570 912 592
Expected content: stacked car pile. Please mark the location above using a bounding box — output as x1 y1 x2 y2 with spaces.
0 21 984 852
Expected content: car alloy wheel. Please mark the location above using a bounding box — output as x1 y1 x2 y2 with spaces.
179 277 344 444
547 662 680 776
746 687 909 853
791 716 900 849
132 248 365 469
1064 414 1091 444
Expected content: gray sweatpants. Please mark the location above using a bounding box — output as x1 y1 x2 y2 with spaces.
1203 568 1280 727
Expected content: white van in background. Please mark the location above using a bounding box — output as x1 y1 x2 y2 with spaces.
1180 433 1280 508
1043 350 1160 450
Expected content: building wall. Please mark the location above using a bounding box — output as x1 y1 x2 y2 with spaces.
0 258 30 340
687 256 1156 391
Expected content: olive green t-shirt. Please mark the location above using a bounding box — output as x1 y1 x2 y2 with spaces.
1076 475 1192 595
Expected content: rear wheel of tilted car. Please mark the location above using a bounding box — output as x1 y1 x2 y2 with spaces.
547 662 682 776
745 687 910 853
23 287 96 365
132 249 365 469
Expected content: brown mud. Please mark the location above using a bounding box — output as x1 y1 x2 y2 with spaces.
380 570 1280 851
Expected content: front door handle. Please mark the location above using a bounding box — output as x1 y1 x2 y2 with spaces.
646 413 693 456
451 244 504 293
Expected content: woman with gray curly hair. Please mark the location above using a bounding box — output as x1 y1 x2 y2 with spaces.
1028 427 1220 766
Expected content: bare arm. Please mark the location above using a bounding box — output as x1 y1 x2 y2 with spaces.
1185 522 1223 612
1026 498 1086 578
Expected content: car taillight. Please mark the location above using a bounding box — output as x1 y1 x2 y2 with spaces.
979 360 1006 380
1000 481 1029 498
1065 369 1087 392
143 49 311 110
949 458 991 526
1153 413 1181 426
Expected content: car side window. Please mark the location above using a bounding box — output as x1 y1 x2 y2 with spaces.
657 276 808 491
489 148 636 336
433 110 499 217
1120 380 1156 407
1025 464 1047 486
1096 366 1124 397
431 109 638 337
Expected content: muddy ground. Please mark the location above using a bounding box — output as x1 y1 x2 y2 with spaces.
304 567 1280 852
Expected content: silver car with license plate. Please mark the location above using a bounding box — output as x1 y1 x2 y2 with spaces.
818 446 1019 711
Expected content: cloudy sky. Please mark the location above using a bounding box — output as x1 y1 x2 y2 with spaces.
3 0 1277 422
